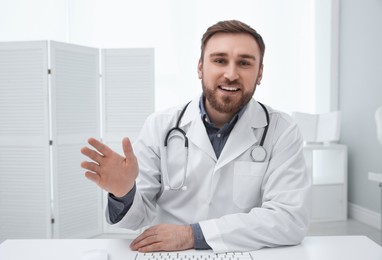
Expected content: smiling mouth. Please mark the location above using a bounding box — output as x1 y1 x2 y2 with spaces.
219 85 240 92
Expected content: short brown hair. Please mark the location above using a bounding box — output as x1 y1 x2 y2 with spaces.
200 20 265 66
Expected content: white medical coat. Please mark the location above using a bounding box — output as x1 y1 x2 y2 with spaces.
109 97 311 252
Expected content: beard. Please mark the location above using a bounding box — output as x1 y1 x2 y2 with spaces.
202 79 256 114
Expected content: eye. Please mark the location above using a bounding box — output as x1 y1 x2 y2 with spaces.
239 60 251 67
214 59 226 64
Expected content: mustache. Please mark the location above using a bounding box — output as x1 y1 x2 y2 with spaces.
217 79 241 86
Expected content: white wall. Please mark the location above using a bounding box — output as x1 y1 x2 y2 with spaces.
314 0 340 113
0 0 317 115
0 0 68 42
339 0 382 213
89 0 317 115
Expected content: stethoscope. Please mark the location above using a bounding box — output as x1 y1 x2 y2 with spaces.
163 101 270 191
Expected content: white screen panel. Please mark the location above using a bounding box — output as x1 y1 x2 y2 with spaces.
0 41 51 240
102 48 154 142
50 41 102 238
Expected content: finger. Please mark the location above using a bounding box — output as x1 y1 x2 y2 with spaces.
122 137 135 160
131 229 155 244
130 234 159 251
85 171 100 184
137 242 164 253
131 227 157 247
88 137 113 157
81 161 101 173
80 146 104 164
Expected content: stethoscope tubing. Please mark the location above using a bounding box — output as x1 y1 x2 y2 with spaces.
163 100 270 191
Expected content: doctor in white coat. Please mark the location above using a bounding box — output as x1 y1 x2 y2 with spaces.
81 20 311 253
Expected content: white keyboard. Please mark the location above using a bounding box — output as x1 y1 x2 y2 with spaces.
134 252 254 260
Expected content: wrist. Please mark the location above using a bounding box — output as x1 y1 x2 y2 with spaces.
112 182 135 198
109 184 136 201
185 225 195 249
112 190 129 198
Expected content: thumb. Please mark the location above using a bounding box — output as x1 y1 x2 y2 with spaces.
122 137 135 160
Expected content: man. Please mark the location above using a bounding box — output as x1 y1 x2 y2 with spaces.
81 20 311 253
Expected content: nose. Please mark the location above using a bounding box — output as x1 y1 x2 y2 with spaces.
223 64 239 81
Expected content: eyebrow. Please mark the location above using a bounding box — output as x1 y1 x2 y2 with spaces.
209 52 257 61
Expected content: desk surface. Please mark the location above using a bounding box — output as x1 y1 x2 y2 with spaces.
0 236 381 260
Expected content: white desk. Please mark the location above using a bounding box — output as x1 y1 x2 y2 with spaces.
0 236 381 260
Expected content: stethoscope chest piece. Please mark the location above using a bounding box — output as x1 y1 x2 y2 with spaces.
251 146 267 162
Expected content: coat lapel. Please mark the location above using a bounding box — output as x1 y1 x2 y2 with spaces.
177 97 268 167
179 98 217 161
215 99 268 171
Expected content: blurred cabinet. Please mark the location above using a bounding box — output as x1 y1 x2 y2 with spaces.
303 144 347 222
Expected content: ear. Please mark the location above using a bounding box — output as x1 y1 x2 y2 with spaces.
198 59 203 79
256 64 264 85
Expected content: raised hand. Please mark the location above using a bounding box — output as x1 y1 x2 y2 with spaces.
80 137 138 197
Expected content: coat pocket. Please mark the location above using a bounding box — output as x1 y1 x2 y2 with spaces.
233 161 268 209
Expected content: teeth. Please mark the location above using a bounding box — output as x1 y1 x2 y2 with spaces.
220 86 239 91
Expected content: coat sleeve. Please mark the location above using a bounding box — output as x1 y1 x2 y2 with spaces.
199 117 312 253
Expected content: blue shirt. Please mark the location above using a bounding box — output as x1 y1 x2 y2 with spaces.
108 96 246 249
199 96 246 159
